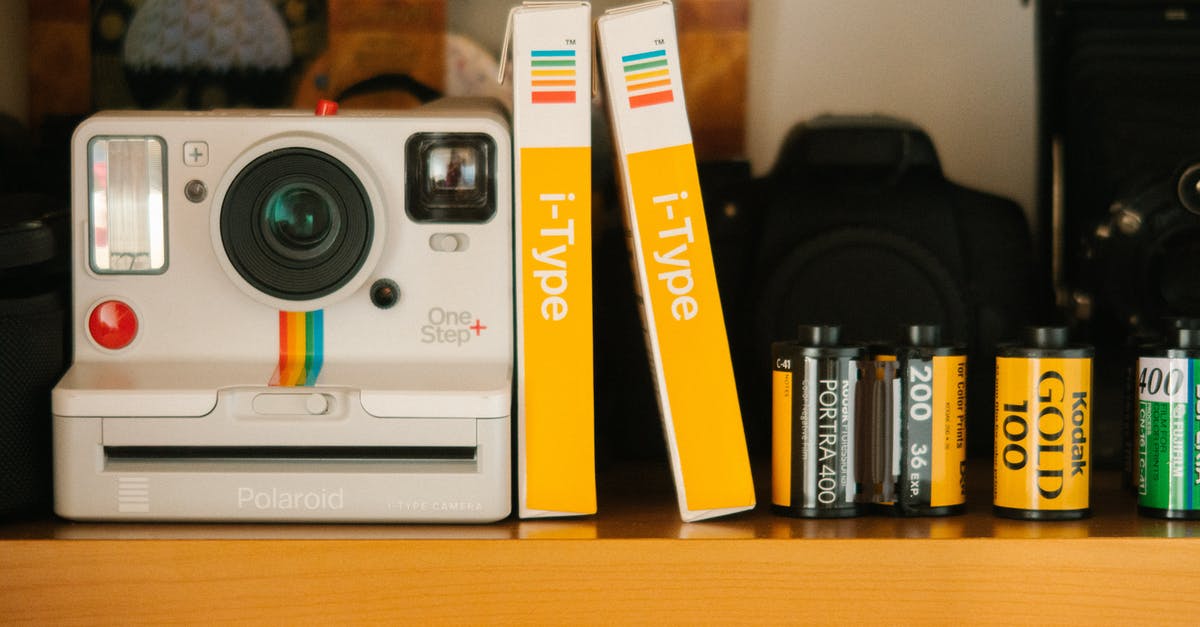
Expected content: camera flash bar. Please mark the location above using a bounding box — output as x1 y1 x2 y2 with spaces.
88 136 167 274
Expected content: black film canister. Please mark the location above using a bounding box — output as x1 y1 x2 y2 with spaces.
772 324 864 518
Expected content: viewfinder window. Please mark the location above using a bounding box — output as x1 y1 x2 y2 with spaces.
427 146 478 192
406 133 496 223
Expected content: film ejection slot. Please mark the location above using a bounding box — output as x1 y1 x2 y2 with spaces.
251 392 333 415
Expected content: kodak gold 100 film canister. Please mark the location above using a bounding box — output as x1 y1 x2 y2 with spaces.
994 326 1093 520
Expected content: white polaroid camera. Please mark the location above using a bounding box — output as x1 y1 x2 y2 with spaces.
53 100 513 522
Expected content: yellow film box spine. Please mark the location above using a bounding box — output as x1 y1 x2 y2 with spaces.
598 0 754 521
519 146 594 515
512 2 595 518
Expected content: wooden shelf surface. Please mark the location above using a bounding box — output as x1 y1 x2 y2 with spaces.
4 462 1200 623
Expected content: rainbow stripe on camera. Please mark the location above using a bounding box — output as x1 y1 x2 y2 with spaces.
622 49 674 109
530 49 577 104
270 310 324 387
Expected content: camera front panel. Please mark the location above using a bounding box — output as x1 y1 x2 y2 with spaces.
70 110 513 376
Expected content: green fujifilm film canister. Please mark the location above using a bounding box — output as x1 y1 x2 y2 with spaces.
772 324 863 518
1136 327 1200 518
994 326 1094 520
1127 318 1200 491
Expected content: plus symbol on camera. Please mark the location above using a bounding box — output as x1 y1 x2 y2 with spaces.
469 319 487 336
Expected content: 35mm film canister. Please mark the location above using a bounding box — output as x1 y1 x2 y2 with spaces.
994 326 1093 520
772 324 863 518
1126 317 1200 491
1136 327 1200 519
882 325 967 516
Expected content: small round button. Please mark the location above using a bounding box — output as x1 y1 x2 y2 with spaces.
430 233 461 252
305 393 330 415
184 179 207 203
370 279 400 309
89 300 138 350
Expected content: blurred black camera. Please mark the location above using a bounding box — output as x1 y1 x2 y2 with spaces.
707 115 1039 456
0 114 69 519
1079 164 1200 332
1039 0 1200 462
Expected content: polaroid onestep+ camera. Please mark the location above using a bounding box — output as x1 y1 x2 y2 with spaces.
53 99 513 521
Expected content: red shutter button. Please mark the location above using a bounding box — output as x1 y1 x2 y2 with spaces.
315 99 339 116
89 300 138 350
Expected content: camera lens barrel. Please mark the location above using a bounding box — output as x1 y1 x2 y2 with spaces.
262 182 341 259
221 148 373 302
0 193 66 518
1176 163 1200 216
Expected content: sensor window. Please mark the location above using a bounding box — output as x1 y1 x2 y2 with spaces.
88 136 168 273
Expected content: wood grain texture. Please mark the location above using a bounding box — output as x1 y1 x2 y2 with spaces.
4 537 1200 624
3 465 1199 623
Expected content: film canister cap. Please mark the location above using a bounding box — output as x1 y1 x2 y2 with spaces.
1172 327 1200 349
798 324 840 347
1024 325 1070 349
1163 316 1200 332
903 324 942 347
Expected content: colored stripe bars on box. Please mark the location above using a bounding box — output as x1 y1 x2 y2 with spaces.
622 49 674 109
531 49 578 104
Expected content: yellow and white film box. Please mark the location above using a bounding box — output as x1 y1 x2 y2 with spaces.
597 0 755 521
509 2 596 518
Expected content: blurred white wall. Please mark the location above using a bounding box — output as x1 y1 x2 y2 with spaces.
0 0 29 123
746 1 1036 218
459 0 1040 217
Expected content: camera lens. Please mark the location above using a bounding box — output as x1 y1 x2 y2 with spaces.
262 182 341 260
221 148 372 301
1176 163 1200 215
